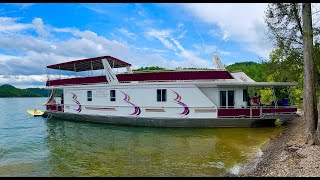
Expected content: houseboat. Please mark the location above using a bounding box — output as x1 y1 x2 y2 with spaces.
42 55 298 127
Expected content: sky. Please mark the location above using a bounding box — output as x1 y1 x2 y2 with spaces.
0 3 274 88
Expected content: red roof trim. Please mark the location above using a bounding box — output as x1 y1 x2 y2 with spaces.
46 56 131 71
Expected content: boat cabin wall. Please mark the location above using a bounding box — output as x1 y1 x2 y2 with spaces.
61 84 218 119
198 87 248 108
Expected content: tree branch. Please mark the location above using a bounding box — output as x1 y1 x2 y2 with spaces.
292 3 304 35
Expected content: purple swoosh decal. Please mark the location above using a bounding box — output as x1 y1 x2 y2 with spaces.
172 91 189 115
71 92 82 112
121 91 141 116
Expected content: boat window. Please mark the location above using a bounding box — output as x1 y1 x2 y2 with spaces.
110 90 116 101
157 89 167 102
243 89 248 101
220 91 226 107
87 91 92 101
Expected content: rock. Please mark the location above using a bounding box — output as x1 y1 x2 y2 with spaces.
285 146 299 152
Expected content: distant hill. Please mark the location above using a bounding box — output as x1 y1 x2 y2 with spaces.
25 88 51 97
0 84 42 97
0 84 63 98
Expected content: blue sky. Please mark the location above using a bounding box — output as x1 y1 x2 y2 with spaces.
0 3 272 88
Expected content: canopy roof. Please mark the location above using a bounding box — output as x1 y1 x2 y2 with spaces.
46 56 131 72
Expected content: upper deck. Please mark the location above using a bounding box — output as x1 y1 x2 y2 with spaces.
46 71 235 86
45 55 297 88
47 55 131 71
46 55 236 87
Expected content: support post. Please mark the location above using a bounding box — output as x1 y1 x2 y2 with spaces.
102 58 119 84
260 106 262 118
126 66 133 74
59 66 61 79
271 86 278 108
91 61 93 76
287 86 293 106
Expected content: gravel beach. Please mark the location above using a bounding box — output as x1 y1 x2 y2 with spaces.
238 111 320 177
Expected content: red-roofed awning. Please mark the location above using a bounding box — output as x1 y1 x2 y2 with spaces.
47 56 131 72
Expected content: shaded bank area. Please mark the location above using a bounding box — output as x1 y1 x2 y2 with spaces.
235 112 320 177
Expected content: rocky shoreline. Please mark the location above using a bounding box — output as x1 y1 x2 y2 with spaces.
232 112 320 177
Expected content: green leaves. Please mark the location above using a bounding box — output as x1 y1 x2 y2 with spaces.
226 61 268 82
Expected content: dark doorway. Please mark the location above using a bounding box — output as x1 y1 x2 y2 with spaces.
228 91 234 108
220 91 226 108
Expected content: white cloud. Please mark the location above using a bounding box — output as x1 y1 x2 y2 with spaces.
222 31 231 41
117 28 137 40
182 3 272 58
0 34 54 53
0 74 78 88
0 17 32 32
1 16 232 87
81 4 109 15
145 28 214 68
193 43 217 54
208 29 219 37
0 74 47 84
32 17 49 37
218 50 231 56
177 23 184 30
177 30 187 39
145 28 176 50
5 3 34 9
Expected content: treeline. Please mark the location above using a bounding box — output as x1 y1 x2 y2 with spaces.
0 84 59 98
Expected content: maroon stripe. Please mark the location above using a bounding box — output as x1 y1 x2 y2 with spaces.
46 105 63 112
85 107 116 111
218 108 260 117
218 107 297 117
262 108 297 113
46 71 234 86
218 108 297 117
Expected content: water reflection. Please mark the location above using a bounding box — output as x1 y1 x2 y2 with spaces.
0 97 284 176
43 118 283 176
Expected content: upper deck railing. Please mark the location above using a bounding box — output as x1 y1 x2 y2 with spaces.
46 71 235 87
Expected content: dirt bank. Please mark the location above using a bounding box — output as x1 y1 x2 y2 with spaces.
239 112 320 177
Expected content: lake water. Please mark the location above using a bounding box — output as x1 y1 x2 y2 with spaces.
0 97 284 176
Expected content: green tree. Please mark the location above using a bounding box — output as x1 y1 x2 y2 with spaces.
132 66 167 72
265 3 320 144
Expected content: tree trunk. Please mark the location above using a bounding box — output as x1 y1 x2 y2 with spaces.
302 3 317 145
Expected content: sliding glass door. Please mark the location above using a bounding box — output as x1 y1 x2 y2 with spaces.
220 90 235 108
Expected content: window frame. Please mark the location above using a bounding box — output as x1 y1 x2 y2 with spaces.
110 90 116 102
157 89 167 102
87 91 92 101
243 89 248 102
